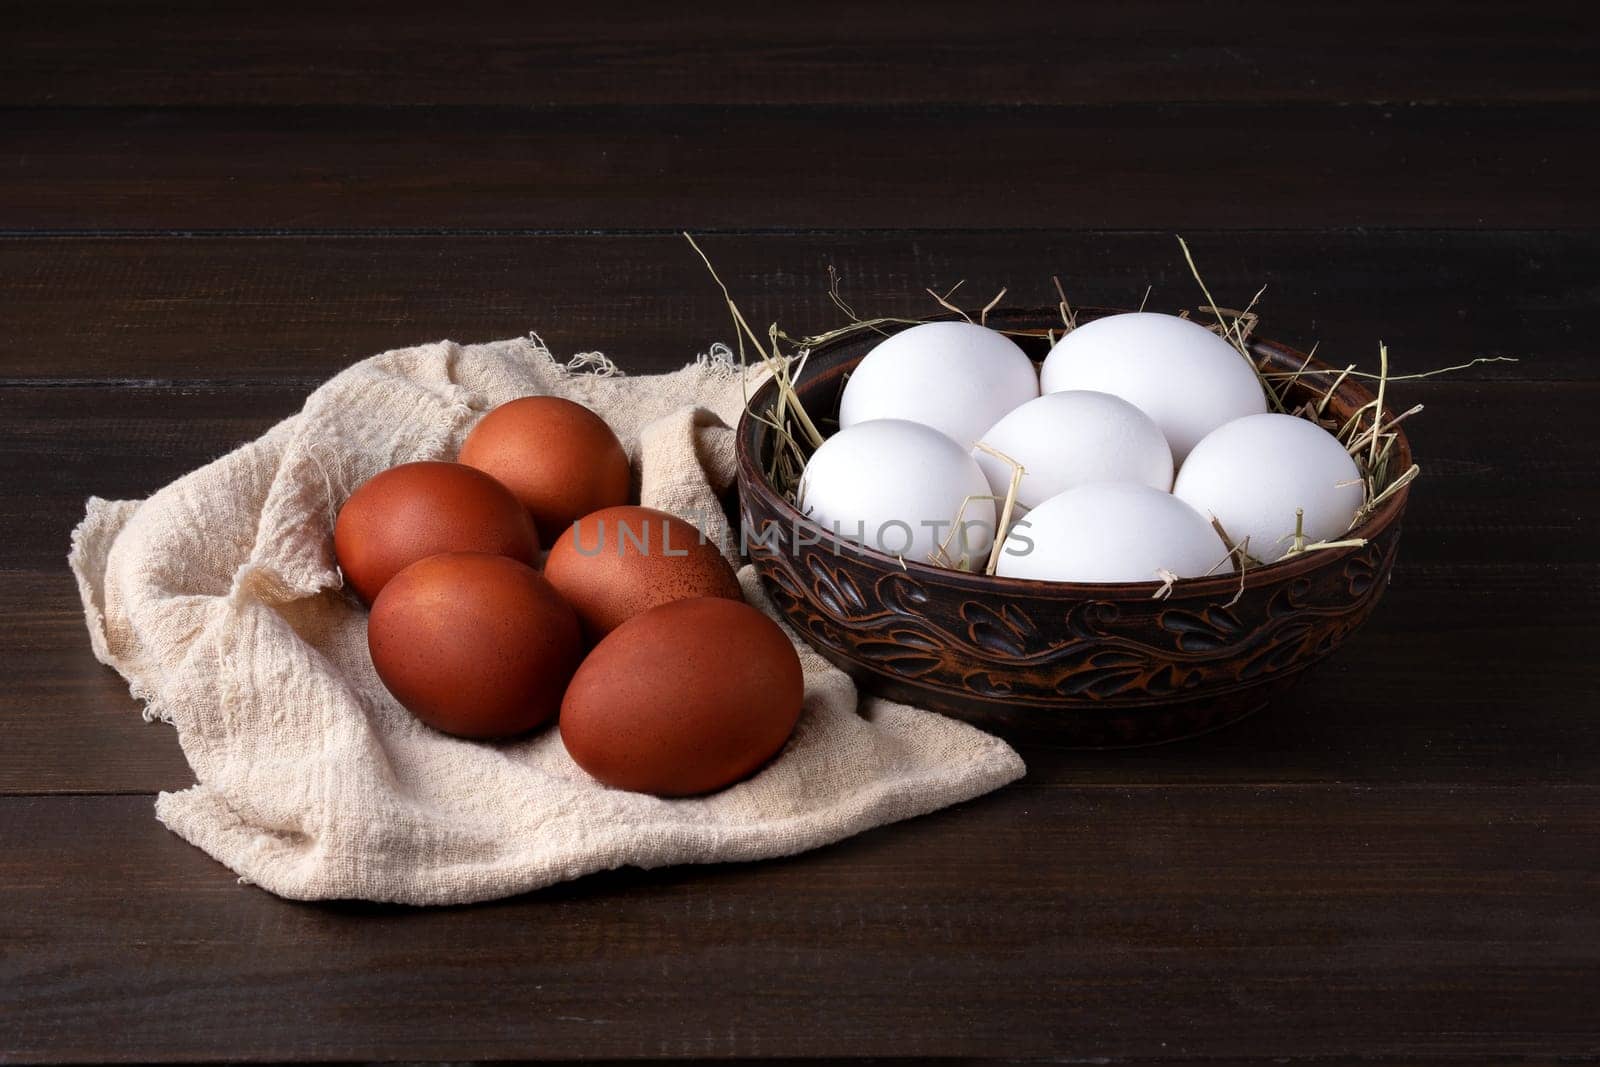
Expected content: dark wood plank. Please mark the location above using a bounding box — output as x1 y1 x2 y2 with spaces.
0 231 1583 382
3 8 1592 1064
2 790 1595 1062
6 2 1597 108
4 104 1595 231
4 376 1595 794
0 573 196 796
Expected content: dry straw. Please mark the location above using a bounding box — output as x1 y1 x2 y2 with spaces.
687 233 1513 580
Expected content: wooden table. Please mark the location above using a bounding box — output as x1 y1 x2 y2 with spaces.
4 4 1597 1062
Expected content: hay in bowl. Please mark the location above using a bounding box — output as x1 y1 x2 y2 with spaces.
735 307 1415 746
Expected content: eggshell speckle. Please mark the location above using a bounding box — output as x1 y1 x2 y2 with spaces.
368 552 581 738
838 321 1039 448
458 396 631 544
543 505 741 640
974 389 1173 507
333 461 539 603
998 483 1230 583
800 418 995 569
560 597 805 797
1039 312 1267 462
1174 412 1366 559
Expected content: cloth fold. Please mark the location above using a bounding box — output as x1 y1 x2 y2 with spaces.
69 336 1024 906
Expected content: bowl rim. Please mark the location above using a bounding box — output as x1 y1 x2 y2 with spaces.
735 306 1412 599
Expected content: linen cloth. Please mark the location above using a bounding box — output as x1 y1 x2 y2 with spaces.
69 335 1024 905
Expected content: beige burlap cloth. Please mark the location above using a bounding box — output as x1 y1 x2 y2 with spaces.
68 336 1024 905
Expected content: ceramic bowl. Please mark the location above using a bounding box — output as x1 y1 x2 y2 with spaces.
735 308 1411 745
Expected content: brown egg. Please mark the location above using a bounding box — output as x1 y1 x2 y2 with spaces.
543 504 742 641
560 597 805 796
368 552 581 739
334 460 538 603
458 396 632 544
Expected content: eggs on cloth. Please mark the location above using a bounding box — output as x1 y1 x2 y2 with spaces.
459 395 631 544
838 320 1039 448
333 460 539 603
1040 312 1268 462
560 597 805 797
329 395 803 799
1175 412 1365 558
368 552 582 739
543 504 743 641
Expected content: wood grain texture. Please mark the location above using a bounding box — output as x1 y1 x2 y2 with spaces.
0 231 1581 381
4 3 1598 1060
5 103 1596 231
2 790 1596 1062
6 1 1597 107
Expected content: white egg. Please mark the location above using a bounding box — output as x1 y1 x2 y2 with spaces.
838 321 1039 448
997 483 1230 583
1174 412 1365 561
799 419 996 569
1039 312 1267 462
973 390 1173 508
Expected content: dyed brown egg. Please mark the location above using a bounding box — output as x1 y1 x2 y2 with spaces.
458 396 632 544
543 504 742 641
560 597 805 796
368 552 581 738
333 460 538 603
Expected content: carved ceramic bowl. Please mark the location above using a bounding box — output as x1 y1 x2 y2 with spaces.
735 308 1412 746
